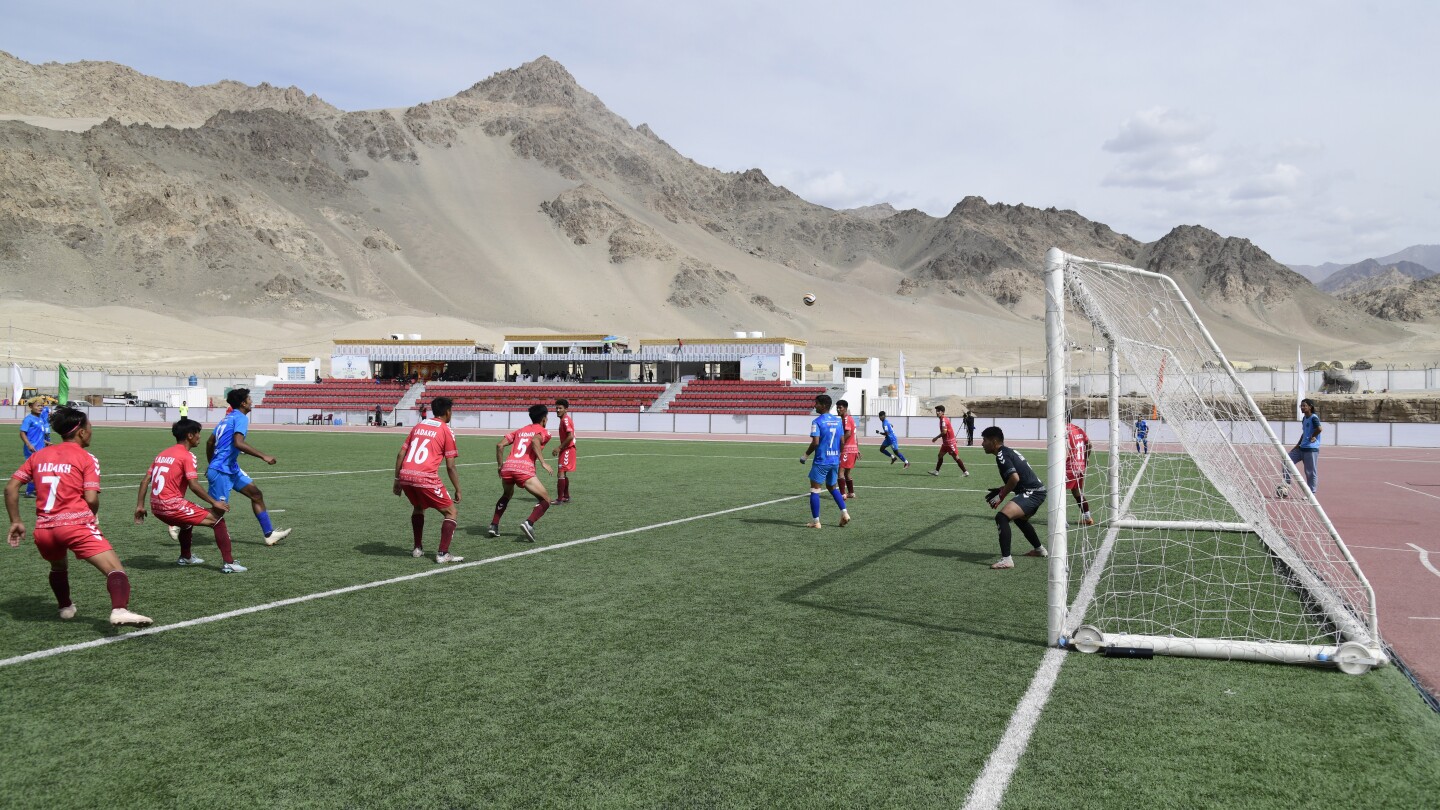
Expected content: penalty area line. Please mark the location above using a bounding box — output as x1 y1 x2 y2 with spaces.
0 493 802 669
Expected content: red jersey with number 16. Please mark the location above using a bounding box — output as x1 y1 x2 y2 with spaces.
501 423 550 476
398 419 459 488
147 443 200 512
10 442 102 529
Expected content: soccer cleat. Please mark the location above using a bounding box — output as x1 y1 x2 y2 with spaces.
168 525 181 541
411 547 424 558
963 471 970 477
176 555 205 566
264 528 291 546
1080 514 1095 526
903 461 910 469
927 470 940 477
110 608 154 626
1024 547 1048 558
839 510 851 527
990 558 1015 570
486 523 500 538
846 491 857 500
221 561 248 574
435 552 465 564
890 456 897 465
519 520 537 542
807 519 822 529
550 498 564 505
59 603 77 620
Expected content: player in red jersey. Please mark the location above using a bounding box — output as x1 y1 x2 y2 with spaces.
4 407 152 626
550 398 576 505
393 396 464 563
133 418 242 572
488 404 554 542
1065 416 1095 526
836 399 860 499
928 405 969 477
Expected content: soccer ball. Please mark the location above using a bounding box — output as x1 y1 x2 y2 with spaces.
802 293 817 306
1275 484 1289 499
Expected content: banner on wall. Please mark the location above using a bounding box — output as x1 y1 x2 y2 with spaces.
330 355 372 379
740 354 782 382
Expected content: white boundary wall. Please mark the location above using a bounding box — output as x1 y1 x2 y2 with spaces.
806 367 1440 397
6 408 1440 448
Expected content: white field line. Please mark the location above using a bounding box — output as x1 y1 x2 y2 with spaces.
1407 543 1440 579
1410 617 1440 621
0 494 803 669
962 452 1152 810
1385 481 1440 501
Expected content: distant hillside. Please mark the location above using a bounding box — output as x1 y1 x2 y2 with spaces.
1288 244 1439 287
0 50 1411 368
1320 259 1436 294
1342 273 1440 322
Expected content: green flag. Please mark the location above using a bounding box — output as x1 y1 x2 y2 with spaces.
57 364 69 405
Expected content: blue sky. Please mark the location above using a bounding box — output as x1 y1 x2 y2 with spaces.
3 0 1435 265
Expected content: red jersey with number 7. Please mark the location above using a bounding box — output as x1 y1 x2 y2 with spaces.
10 442 102 529
398 419 459 488
146 443 200 512
501 423 550 476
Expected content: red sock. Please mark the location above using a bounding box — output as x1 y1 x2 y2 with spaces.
106 571 130 610
179 527 194 558
439 519 456 553
411 513 425 548
561 478 570 499
846 479 855 496
492 497 510 525
48 570 72 608
213 519 235 564
527 499 550 525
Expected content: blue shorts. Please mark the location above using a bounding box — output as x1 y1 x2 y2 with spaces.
880 438 899 450
808 463 839 487
206 468 254 502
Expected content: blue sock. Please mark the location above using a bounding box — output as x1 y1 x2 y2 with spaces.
810 492 821 519
881 446 893 459
831 489 847 510
896 450 907 462
257 511 274 536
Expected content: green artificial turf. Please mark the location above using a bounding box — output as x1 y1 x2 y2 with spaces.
1 428 1435 808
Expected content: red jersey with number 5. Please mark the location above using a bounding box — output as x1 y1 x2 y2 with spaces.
10 442 102 528
398 419 459 487
501 423 550 476
147 443 199 511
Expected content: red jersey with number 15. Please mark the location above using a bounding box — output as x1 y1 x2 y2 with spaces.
939 416 956 445
147 443 200 511
398 419 459 487
10 442 102 529
501 423 550 476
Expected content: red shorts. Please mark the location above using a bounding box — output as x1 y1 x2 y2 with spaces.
401 482 454 511
33 523 113 562
154 500 212 527
500 469 535 486
840 449 858 470
558 446 577 473
1066 468 1085 490
939 443 960 457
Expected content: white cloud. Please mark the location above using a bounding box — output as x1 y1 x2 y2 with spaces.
1231 163 1304 201
770 168 891 212
1102 107 1215 153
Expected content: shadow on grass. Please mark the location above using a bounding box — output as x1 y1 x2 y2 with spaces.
777 512 1034 645
122 555 182 571
354 542 416 557
907 547 995 563
0 596 113 632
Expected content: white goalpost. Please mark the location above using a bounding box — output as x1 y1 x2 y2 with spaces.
1043 248 1385 674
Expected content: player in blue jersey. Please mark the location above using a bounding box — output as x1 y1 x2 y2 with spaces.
203 388 291 546
18 400 48 498
874 410 908 468
799 394 851 529
981 426 1048 569
1283 398 1322 495
1134 416 1149 454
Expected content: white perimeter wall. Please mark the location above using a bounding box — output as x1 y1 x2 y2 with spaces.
9 406 1440 449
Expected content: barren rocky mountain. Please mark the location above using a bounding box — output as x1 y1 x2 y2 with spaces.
1342 273 1440 323
1320 259 1435 295
0 51 1424 370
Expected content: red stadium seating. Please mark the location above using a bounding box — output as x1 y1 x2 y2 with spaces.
416 384 667 413
257 379 409 413
666 380 828 415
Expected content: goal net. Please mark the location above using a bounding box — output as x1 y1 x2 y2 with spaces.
1042 248 1384 674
